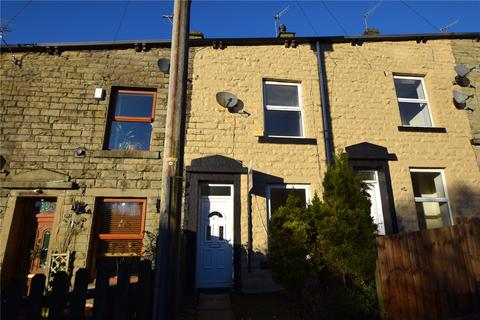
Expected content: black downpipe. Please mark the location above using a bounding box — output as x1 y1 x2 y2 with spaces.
315 41 335 165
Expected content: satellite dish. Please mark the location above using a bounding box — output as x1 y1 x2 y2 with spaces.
216 91 238 108
454 65 475 87
454 65 472 77
157 58 170 74
453 90 474 109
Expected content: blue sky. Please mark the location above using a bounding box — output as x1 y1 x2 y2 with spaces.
1 1 479 45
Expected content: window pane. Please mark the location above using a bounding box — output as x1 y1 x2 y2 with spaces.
265 84 299 107
270 188 306 215
394 78 426 99
265 110 302 136
99 239 143 255
411 172 446 198
107 121 152 150
101 201 143 234
115 93 154 118
399 102 432 127
416 202 451 229
201 185 231 196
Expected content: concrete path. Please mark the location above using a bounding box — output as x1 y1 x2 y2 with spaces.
196 293 235 320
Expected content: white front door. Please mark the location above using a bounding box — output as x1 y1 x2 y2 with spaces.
196 184 234 288
360 170 385 235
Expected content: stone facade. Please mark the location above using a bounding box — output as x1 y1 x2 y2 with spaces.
326 39 480 232
0 45 170 284
1 35 479 294
451 39 480 167
183 38 480 292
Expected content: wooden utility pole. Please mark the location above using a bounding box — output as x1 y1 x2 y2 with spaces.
153 0 190 319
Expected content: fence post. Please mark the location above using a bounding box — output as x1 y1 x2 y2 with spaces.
48 271 69 320
93 265 109 320
113 262 131 320
136 259 153 320
69 268 89 320
27 274 46 320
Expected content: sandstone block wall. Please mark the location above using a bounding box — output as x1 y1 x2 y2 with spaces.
185 44 327 291
0 46 169 273
451 39 480 167
325 40 480 232
185 39 480 291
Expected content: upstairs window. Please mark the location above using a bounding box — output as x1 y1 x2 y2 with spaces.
393 76 433 127
263 81 304 137
105 89 156 150
410 169 452 229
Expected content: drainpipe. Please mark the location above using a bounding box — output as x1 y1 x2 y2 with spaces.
315 41 335 165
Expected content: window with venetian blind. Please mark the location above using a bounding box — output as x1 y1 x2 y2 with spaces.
96 198 146 257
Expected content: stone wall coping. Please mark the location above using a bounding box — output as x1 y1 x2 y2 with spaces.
0 181 75 189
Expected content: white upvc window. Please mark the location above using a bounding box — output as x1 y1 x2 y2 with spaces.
410 169 453 229
393 76 433 127
263 81 304 137
266 184 310 219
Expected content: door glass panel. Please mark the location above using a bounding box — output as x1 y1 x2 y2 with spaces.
39 230 51 268
201 185 231 196
358 170 376 181
219 226 224 240
206 225 211 240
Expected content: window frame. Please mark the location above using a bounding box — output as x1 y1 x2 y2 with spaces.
263 80 305 138
97 198 147 241
104 89 157 151
266 184 310 220
409 168 453 228
393 75 434 128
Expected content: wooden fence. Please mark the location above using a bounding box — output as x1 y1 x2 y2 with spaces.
2 259 154 320
377 219 480 320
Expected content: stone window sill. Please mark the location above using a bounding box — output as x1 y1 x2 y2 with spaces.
257 136 317 145
92 150 161 159
398 126 447 133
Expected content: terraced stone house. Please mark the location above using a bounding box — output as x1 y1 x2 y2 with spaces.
1 32 479 296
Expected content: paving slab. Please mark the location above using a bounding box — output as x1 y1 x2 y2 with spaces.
197 293 235 320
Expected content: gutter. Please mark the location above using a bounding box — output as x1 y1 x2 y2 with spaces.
2 32 478 53
315 41 335 166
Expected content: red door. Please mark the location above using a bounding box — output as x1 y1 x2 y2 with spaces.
29 212 54 275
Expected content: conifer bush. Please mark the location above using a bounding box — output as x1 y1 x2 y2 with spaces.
267 152 378 318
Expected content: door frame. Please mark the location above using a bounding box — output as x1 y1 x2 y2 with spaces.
195 184 234 288
0 194 63 289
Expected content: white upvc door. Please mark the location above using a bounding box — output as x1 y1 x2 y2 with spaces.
361 171 386 235
196 184 234 288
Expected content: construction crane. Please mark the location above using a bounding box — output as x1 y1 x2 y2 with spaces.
274 6 290 36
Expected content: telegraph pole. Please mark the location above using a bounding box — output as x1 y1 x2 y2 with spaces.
153 0 190 319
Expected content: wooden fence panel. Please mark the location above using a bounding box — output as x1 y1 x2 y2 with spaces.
27 274 46 320
377 219 480 320
69 268 89 320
